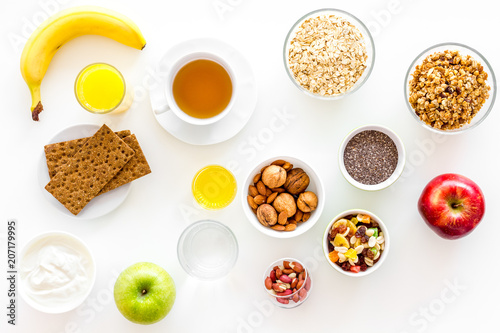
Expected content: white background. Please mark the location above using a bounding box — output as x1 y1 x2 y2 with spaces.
1 0 499 332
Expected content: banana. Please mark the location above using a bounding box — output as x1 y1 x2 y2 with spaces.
20 6 146 121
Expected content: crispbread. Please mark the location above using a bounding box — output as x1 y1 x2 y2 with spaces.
45 125 135 215
44 130 130 178
99 134 152 195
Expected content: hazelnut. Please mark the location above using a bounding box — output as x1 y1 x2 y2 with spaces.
257 204 278 227
273 193 297 217
261 165 287 189
284 168 310 195
297 191 318 213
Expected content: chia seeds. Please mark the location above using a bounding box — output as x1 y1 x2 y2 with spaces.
343 130 398 185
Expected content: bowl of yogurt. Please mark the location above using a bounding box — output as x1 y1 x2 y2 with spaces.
19 231 96 313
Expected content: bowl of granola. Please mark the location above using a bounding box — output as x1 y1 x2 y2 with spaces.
323 209 390 277
404 42 496 134
283 8 375 100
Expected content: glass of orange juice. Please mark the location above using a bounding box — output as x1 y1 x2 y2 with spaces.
74 63 133 114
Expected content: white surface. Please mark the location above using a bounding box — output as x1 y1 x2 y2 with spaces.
1 0 499 332
37 124 131 219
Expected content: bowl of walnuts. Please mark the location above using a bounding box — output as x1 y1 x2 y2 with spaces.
242 156 325 238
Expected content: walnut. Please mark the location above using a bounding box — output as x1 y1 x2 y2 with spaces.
284 168 310 195
297 191 318 213
257 204 278 227
273 193 297 218
261 165 287 189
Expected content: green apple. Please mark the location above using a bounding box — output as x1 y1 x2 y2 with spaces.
113 262 176 325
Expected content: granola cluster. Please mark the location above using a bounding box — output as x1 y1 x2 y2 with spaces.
408 50 490 130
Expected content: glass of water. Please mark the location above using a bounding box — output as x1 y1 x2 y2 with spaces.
177 220 238 280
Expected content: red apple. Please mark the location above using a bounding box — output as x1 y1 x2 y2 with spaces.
418 173 485 239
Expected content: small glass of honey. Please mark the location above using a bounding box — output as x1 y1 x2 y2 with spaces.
192 165 237 210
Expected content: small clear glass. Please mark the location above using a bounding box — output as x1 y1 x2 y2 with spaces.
263 258 312 309
177 220 238 280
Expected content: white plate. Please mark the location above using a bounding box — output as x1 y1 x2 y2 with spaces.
149 38 258 145
38 124 131 219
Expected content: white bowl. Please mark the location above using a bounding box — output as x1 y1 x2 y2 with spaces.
404 42 496 134
338 124 406 191
19 231 96 313
242 156 325 238
323 209 390 277
283 8 375 100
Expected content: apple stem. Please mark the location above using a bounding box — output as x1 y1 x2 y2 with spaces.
142 290 147 295
451 203 462 209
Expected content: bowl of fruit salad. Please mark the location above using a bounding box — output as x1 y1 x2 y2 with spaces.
323 209 390 277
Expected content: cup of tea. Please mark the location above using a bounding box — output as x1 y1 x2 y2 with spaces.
156 52 236 126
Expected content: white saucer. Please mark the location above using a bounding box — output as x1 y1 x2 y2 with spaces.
149 38 258 145
38 124 131 219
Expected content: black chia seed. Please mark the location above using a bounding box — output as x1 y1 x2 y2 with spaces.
343 130 398 185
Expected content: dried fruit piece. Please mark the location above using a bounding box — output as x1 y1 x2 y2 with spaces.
333 234 349 248
328 251 339 263
344 248 357 260
285 224 296 231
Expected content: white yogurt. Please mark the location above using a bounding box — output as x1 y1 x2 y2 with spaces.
20 232 95 312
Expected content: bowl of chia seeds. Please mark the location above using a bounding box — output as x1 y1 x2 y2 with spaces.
338 124 406 191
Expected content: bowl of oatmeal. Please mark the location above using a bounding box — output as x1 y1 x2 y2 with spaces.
283 8 375 100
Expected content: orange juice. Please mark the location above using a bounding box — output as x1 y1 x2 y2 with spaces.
75 63 131 114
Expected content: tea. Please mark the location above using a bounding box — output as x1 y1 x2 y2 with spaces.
172 59 233 119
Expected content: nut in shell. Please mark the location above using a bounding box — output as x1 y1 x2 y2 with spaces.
284 168 310 195
297 191 318 212
257 204 278 227
273 193 297 217
261 165 287 188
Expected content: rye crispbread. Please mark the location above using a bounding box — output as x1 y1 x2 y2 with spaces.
44 125 135 215
44 130 131 178
98 134 151 195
